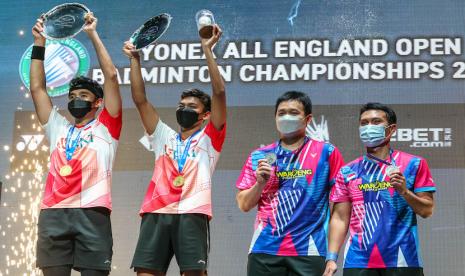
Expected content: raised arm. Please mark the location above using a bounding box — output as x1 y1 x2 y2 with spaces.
123 41 159 134
201 25 226 130
83 12 121 117
30 17 52 125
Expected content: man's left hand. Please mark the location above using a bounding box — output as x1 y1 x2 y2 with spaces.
83 12 97 33
201 24 222 50
390 172 408 195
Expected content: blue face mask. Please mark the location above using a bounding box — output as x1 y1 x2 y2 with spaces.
359 124 389 148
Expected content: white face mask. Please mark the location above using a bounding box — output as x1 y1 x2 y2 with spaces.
277 114 306 135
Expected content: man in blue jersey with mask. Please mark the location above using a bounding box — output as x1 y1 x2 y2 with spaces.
236 91 344 276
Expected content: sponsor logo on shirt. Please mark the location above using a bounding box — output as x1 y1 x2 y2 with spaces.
358 181 392 192
391 128 452 148
276 169 312 179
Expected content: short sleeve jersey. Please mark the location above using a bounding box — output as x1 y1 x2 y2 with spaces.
236 138 344 256
139 120 226 218
330 150 436 268
41 107 122 210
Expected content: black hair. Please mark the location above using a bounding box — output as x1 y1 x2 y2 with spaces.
275 91 312 115
181 88 211 112
359 102 397 124
69 76 104 99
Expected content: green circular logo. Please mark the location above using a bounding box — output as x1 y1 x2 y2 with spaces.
19 38 90 97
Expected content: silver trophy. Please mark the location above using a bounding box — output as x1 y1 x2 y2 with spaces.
129 13 172 51
195 9 215 39
42 3 90 40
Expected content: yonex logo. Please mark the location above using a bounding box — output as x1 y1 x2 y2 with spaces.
16 135 45 152
19 38 90 97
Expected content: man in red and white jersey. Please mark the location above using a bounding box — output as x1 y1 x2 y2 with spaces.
30 12 122 276
123 25 226 276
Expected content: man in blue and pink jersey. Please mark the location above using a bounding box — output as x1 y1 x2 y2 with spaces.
324 103 436 276
236 91 344 276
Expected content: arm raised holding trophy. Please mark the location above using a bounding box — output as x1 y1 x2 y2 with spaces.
201 25 226 131
122 21 225 134
82 12 122 118
30 16 52 125
30 12 121 124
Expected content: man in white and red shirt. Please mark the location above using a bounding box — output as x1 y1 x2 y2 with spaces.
123 25 226 275
30 12 122 276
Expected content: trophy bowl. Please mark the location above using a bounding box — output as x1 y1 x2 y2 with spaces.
195 9 215 39
42 3 90 40
129 13 172 51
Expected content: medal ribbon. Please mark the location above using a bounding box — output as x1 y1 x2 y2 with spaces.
65 120 95 161
175 130 201 173
366 148 396 166
275 136 310 169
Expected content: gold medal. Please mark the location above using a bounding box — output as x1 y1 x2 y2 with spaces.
173 175 185 187
59 165 72 177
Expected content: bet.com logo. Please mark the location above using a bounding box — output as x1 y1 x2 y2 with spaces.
391 128 452 148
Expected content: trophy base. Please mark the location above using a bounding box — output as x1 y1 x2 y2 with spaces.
199 25 213 39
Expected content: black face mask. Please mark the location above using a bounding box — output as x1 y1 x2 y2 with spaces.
176 107 201 129
68 98 93 119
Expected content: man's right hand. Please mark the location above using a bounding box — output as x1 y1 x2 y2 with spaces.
123 41 140 60
32 17 46 46
323 260 337 276
256 159 272 186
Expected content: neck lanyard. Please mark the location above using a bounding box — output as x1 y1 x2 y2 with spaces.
275 136 309 166
175 129 201 173
366 148 396 166
65 120 95 161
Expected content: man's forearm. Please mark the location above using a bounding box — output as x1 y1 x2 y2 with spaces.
237 182 266 212
129 57 148 106
328 217 349 255
30 57 46 92
402 191 434 218
203 47 224 95
87 31 117 77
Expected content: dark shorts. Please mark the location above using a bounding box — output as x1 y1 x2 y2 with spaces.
131 213 210 273
247 253 325 276
343 268 424 276
36 207 113 271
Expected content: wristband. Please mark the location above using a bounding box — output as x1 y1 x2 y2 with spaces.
31 46 45 60
326 252 338 262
